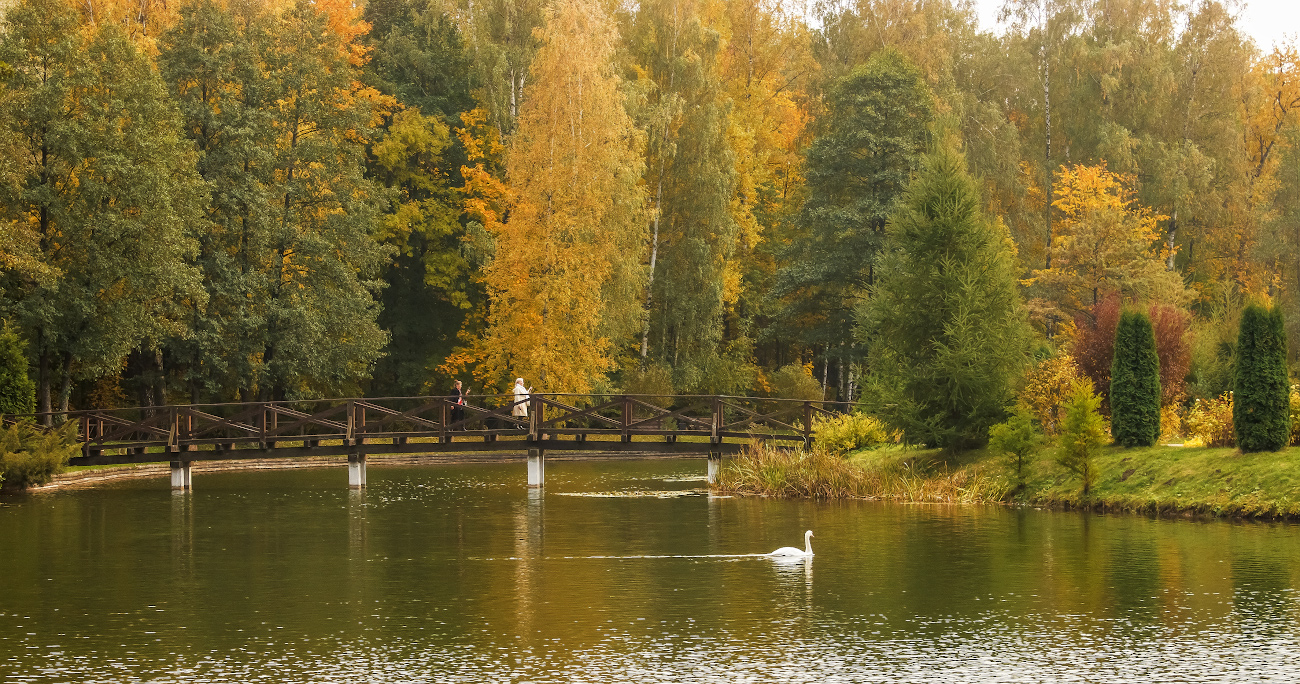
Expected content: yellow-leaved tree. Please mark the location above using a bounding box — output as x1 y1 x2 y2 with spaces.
477 0 648 394
1029 162 1185 326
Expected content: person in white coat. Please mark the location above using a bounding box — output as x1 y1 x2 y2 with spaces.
512 378 532 418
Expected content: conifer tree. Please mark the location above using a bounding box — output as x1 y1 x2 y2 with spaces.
0 325 35 416
1110 310 1161 447
1234 304 1289 452
861 135 1033 448
479 0 648 393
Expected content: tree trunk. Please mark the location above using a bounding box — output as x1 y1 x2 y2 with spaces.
1042 0 1053 270
37 332 51 426
58 351 72 421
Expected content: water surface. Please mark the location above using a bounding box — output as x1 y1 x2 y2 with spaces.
2 459 1298 682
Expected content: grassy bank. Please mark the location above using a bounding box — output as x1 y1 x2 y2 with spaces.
714 441 1300 519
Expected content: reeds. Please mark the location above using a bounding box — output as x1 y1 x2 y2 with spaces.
713 440 1012 503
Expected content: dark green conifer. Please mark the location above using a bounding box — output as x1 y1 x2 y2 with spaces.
1110 310 1161 447
0 325 36 416
1234 304 1289 452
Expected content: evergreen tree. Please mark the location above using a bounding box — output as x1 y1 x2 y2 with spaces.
1110 310 1161 447
861 135 1034 449
0 325 35 416
0 0 205 416
1234 303 1289 452
776 48 932 399
1058 379 1108 495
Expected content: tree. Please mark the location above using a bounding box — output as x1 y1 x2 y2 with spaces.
626 0 742 391
1029 163 1184 328
477 0 648 393
158 0 390 401
1110 310 1161 447
0 0 205 417
1234 304 1289 452
0 324 35 416
989 408 1045 482
860 136 1034 449
776 47 932 402
1057 378 1107 495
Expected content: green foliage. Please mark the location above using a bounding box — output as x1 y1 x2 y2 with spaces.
1234 304 1289 452
1290 385 1300 447
1058 380 1108 495
813 412 892 454
988 408 1045 481
1110 310 1161 447
861 136 1034 449
776 48 933 382
768 363 823 401
0 325 35 416
363 0 474 119
0 420 77 490
158 0 390 401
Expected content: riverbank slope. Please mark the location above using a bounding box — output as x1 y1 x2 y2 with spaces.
715 442 1300 519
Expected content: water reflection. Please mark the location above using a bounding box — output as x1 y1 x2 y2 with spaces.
2 460 1300 682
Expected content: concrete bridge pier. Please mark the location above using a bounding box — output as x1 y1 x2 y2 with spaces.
707 450 722 485
348 451 367 488
170 460 192 490
527 447 544 488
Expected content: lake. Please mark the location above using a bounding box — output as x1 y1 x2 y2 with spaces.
2 458 1298 682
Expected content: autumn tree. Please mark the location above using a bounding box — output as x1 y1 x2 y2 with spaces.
861 136 1033 449
626 0 743 391
1 0 205 416
159 0 389 401
478 0 648 393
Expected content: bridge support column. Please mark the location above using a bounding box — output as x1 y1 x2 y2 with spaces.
527 447 544 488
707 450 722 485
170 460 192 490
348 451 367 489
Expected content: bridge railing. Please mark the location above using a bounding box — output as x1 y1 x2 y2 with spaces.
2 394 844 457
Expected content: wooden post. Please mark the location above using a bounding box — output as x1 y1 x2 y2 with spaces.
622 395 632 443
346 400 356 446
170 460 192 490
711 396 721 445
529 394 541 441
440 401 448 444
803 401 813 449
80 414 90 459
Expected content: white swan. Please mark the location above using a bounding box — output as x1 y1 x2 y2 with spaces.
769 530 814 557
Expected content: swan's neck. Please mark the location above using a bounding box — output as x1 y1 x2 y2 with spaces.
804 533 813 555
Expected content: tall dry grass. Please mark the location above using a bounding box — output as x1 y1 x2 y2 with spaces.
713 441 1012 503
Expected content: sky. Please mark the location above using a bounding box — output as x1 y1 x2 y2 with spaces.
971 0 1300 50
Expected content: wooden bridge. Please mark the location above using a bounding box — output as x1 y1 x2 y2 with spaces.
4 394 841 490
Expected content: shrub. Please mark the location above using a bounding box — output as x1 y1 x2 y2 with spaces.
1072 292 1121 410
1016 353 1083 435
769 363 824 401
813 412 892 454
1159 404 1184 442
1150 303 1192 406
1057 380 1108 495
988 408 1044 482
0 420 78 490
0 325 35 416
1185 393 1234 447
1234 304 1289 452
1290 385 1300 447
1110 310 1161 447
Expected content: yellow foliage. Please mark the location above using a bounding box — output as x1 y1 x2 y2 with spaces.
1185 393 1234 448
1016 353 1083 435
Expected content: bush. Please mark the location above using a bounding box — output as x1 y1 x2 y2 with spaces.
1016 353 1083 435
769 363 824 401
1110 310 1161 447
1185 393 1234 447
1 420 78 490
1057 380 1108 495
0 325 35 416
1150 303 1192 406
813 412 892 453
988 408 1044 481
1290 385 1300 447
1072 292 1121 410
1234 304 1289 452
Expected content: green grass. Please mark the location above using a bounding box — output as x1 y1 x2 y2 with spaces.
841 442 1300 519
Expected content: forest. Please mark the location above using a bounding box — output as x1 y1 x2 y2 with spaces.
0 0 1297 447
